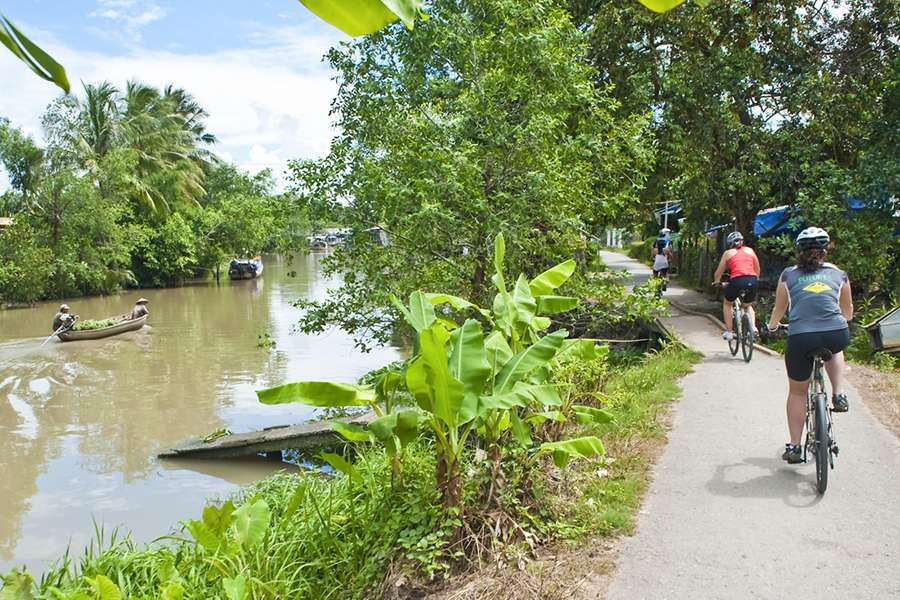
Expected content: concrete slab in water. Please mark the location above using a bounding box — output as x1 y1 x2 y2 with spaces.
158 412 376 459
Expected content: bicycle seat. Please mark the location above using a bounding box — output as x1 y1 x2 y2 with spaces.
807 347 833 361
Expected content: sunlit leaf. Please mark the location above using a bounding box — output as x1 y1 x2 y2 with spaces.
450 319 490 419
257 381 374 407
222 575 247 600
529 259 576 296
536 295 579 314
231 499 270 549
299 0 397 37
637 0 687 13
332 421 372 442
1 570 34 600
320 451 362 485
406 323 465 427
283 484 306 521
0 14 70 93
160 581 185 600
83 575 120 600
494 330 567 394
202 500 235 536
484 331 514 377
368 409 421 446
572 405 614 426
512 273 537 327
540 436 605 469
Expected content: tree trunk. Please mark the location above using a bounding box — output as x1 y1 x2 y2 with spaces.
436 454 462 515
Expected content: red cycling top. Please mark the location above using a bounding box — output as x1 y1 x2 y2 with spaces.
727 247 757 278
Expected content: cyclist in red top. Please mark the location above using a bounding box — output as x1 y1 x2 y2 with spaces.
712 231 761 341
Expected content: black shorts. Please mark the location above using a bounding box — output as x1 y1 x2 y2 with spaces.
653 268 668 276
724 276 758 302
784 328 850 382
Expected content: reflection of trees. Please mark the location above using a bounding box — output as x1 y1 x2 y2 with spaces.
0 369 56 561
0 254 401 568
0 257 303 562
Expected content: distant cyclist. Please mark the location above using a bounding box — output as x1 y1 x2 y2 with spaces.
651 228 673 291
712 231 760 340
765 227 853 464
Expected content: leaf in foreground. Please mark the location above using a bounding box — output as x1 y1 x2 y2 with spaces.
540 436 605 469
300 0 423 37
256 381 374 407
231 499 271 549
222 575 248 600
0 14 70 92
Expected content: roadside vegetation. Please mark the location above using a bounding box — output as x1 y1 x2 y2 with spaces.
0 84 305 305
0 251 694 598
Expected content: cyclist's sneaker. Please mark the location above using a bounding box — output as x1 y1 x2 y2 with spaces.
722 330 734 341
832 393 849 413
781 444 803 464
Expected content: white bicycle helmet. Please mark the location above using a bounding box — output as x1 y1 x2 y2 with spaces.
796 227 830 250
726 231 744 247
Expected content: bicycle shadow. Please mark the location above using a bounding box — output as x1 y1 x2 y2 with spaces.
706 456 823 508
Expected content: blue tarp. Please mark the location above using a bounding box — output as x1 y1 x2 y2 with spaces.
753 205 799 237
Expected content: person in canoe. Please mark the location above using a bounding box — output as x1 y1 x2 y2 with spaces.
51 304 75 332
130 298 149 320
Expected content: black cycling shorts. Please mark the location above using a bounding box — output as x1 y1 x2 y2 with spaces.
653 268 668 276
784 328 850 382
724 275 758 302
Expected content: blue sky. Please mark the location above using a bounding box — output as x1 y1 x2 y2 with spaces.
1 0 349 188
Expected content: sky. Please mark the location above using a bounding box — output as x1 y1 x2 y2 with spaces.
0 0 349 190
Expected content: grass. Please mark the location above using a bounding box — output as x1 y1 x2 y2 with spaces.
15 449 444 600
2 344 700 600
551 342 700 541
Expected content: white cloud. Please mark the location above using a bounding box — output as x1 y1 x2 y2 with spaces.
89 0 168 43
0 22 342 188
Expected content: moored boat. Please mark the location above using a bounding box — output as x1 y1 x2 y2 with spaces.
228 257 264 279
57 314 148 342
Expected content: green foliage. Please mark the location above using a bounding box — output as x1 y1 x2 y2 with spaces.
0 221 53 304
300 0 425 36
0 13 69 92
131 213 197 287
289 0 653 349
575 0 898 298
71 319 116 331
0 86 296 301
11 447 444 600
258 235 605 513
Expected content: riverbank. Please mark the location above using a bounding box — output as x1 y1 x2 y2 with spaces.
1 340 699 599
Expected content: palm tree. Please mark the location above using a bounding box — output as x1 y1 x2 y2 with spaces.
120 81 206 212
80 82 119 160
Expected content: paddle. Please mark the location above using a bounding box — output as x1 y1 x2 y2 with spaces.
40 315 77 347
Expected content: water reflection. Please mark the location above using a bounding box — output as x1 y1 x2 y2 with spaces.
0 254 400 573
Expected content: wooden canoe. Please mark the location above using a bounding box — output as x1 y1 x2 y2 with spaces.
58 314 148 342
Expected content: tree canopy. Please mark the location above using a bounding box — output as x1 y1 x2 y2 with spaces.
290 0 654 348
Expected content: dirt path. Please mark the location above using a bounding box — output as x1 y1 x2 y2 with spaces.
598 251 900 600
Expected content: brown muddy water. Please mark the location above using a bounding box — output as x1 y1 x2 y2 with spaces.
0 254 401 574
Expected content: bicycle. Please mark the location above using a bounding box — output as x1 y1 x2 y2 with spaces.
715 282 755 362
773 324 838 494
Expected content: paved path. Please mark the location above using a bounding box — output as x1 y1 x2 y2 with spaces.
599 251 900 600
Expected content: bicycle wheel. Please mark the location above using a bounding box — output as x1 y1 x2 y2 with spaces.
728 307 740 356
740 313 754 362
814 393 829 494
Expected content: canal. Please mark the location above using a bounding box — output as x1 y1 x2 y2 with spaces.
0 254 402 574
